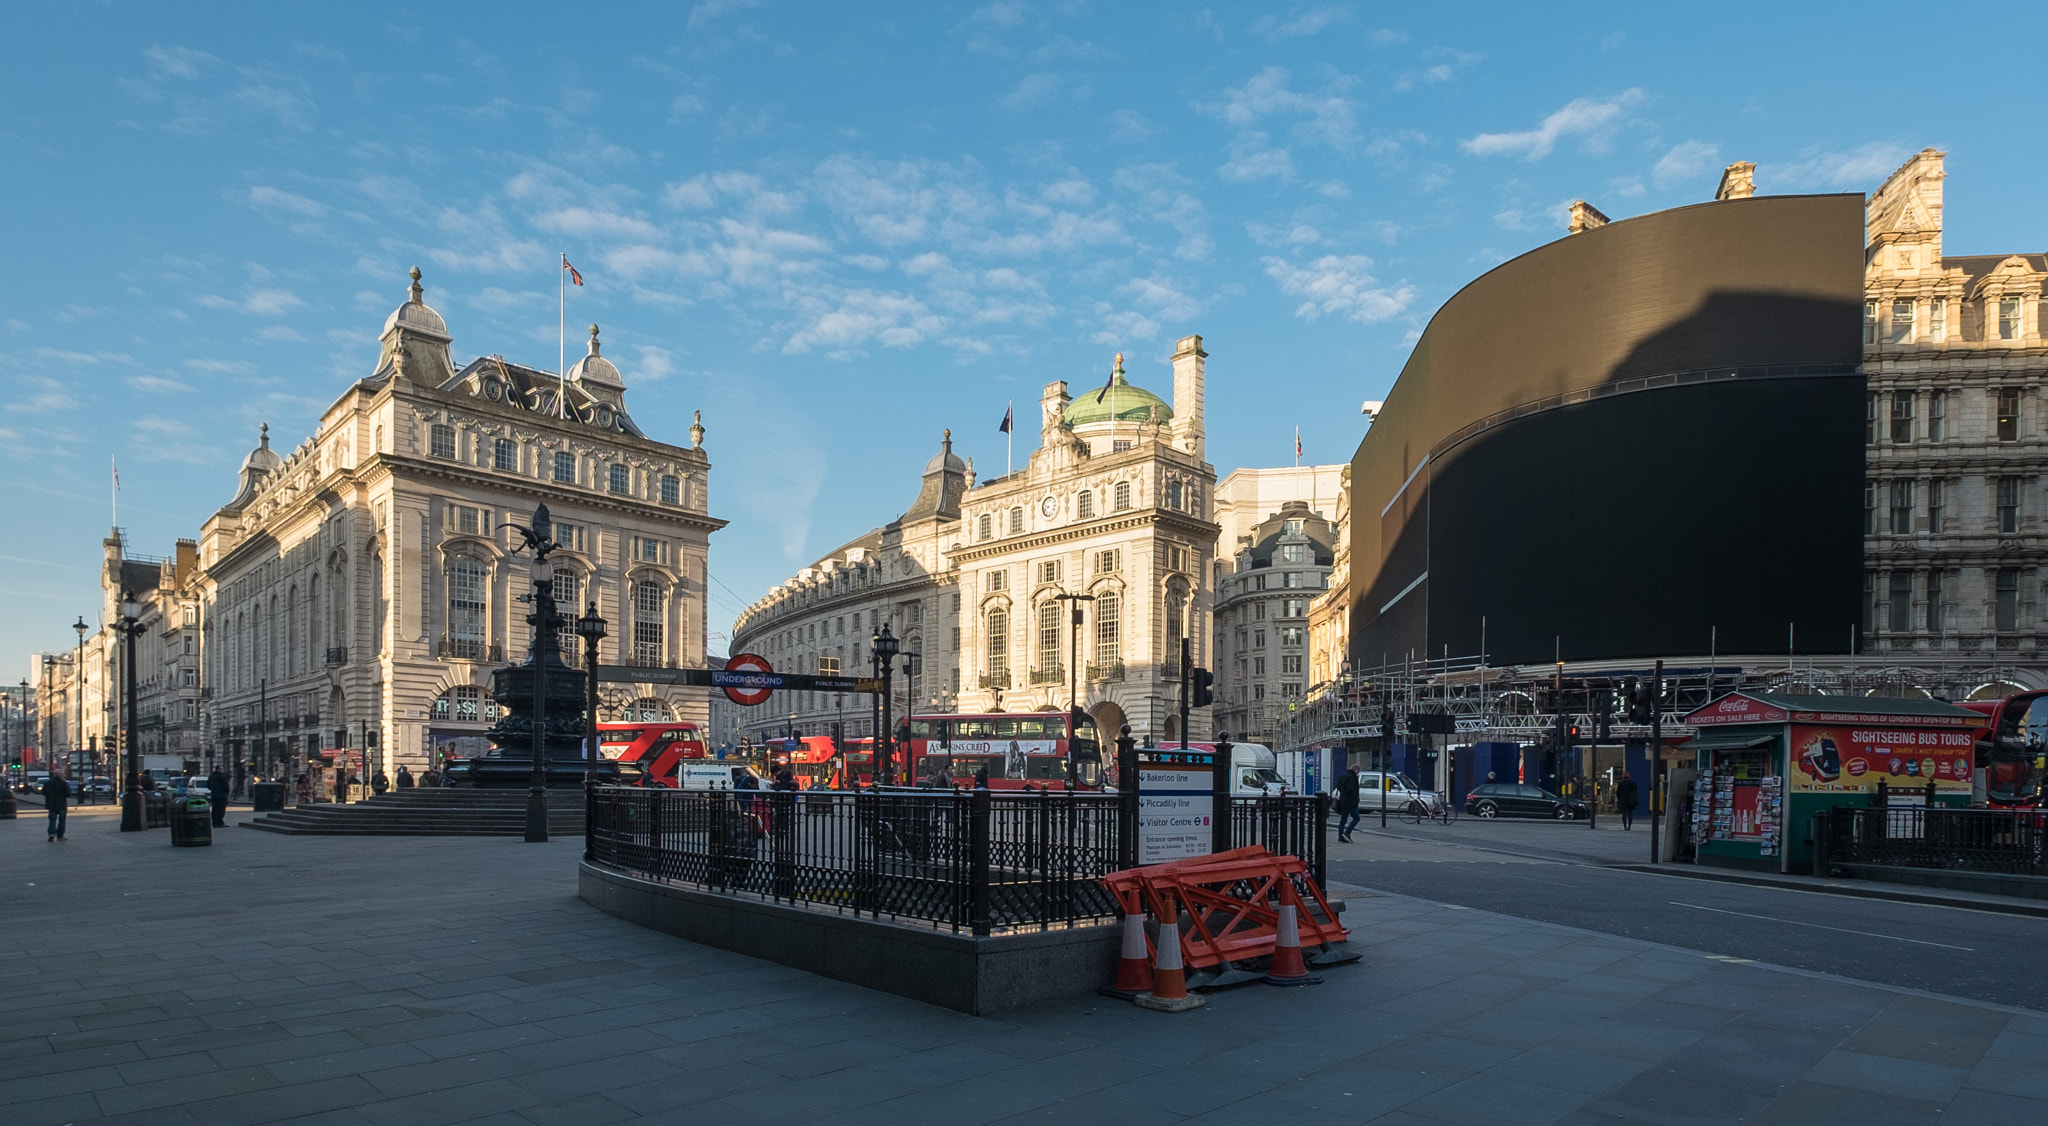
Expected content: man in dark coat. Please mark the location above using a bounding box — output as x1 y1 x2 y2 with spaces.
1334 765 1362 843
395 766 415 789
206 769 230 828
43 772 71 841
1615 770 1640 830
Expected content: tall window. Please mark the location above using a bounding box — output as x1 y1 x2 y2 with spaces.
1929 391 1947 441
987 607 1009 681
1889 480 1914 535
1077 491 1093 519
1863 300 1878 345
1927 570 1945 633
1165 587 1187 665
1094 592 1119 665
978 514 992 540
1888 571 1912 633
1864 393 1877 445
660 475 679 505
1039 559 1062 583
1038 603 1061 674
633 581 665 665
447 559 486 659
1929 479 1945 534
493 438 516 471
1008 507 1023 534
431 424 456 460
1863 481 1876 535
1890 393 1914 443
1114 482 1131 510
1280 544 1307 564
1998 389 2020 441
1861 571 1877 638
1999 296 2023 340
1995 569 2020 632
554 451 576 483
609 464 630 494
1998 477 2021 534
1929 298 1947 342
553 569 583 657
1096 549 1120 573
1166 480 1183 510
1889 299 1915 344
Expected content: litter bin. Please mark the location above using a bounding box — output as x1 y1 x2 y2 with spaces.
250 781 286 813
144 791 172 828
170 797 213 847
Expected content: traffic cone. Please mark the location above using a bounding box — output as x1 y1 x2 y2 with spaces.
1263 902 1323 986
1098 912 1153 1000
1135 893 1206 1011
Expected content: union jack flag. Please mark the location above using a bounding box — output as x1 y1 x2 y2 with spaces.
562 257 583 286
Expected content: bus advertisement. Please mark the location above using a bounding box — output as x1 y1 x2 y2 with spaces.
899 712 1103 789
1959 690 2048 807
600 721 708 787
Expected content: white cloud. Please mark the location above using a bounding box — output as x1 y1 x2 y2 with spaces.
782 289 944 356
143 44 215 79
256 325 306 342
533 207 665 241
635 344 678 381
1205 67 1358 148
1461 89 1645 160
247 185 325 216
1652 140 1721 188
198 288 305 317
1252 6 1357 41
1765 142 1913 190
9 376 78 413
127 375 194 393
1220 133 1295 183
1263 254 1415 323
1002 72 1090 110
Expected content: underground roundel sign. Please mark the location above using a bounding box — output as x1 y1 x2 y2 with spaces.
722 653 776 706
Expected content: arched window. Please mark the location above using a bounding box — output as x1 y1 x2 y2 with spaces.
330 568 346 655
978 514 992 540
1166 479 1183 511
268 596 279 681
1114 481 1131 510
986 607 1009 683
1093 592 1119 666
432 685 500 722
1077 491 1093 519
625 696 673 722
633 580 665 666
1164 584 1188 663
371 553 386 653
309 575 321 664
446 559 486 660
1009 507 1023 534
1037 602 1061 677
553 570 584 661
287 586 299 676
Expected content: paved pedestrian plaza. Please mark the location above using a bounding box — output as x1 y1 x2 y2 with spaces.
5 804 2046 1125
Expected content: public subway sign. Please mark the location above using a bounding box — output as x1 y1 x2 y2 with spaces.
1789 724 1976 793
1137 748 1214 864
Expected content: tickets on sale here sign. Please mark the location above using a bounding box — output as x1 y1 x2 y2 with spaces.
1789 724 1976 793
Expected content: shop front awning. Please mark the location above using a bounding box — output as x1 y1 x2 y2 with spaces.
1682 731 1777 752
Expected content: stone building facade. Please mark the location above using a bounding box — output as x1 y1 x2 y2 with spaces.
729 338 1221 749
1212 501 1337 746
193 268 722 781
1860 150 2048 658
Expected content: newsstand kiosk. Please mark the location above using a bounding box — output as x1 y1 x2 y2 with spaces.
1680 692 1987 873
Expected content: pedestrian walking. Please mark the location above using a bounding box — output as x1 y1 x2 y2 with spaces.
371 769 390 796
295 772 312 806
396 765 415 789
1334 764 1362 843
973 764 990 789
42 772 71 841
1615 769 1640 830
206 768 230 828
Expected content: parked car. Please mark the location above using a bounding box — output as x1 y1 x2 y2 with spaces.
1357 771 1444 815
1464 782 1589 820
82 777 115 802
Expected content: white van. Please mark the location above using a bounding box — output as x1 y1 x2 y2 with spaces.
1133 742 1288 796
1354 771 1442 814
678 763 764 790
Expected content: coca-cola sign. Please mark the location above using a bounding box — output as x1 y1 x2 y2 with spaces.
1687 694 1789 726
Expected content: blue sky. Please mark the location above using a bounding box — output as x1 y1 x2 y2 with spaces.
4 1 2045 665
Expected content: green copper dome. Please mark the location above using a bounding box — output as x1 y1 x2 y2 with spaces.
1063 354 1173 427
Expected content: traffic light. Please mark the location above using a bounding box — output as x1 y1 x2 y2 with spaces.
1380 708 1396 738
1626 676 1652 724
1191 668 1215 708
1567 724 1583 746
1595 689 1614 741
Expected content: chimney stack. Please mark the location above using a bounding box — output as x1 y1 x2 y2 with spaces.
1171 335 1206 460
1716 161 1756 201
1567 200 1610 235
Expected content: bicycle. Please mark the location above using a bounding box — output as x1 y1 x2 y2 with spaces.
1401 796 1457 826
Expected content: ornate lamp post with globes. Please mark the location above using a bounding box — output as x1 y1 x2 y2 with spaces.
114 592 146 832
504 504 561 844
872 625 899 787
576 602 607 787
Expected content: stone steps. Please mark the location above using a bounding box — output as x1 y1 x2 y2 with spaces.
240 790 590 836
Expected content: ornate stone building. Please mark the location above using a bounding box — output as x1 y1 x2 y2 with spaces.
1212 501 1337 746
1860 150 2048 658
729 337 1221 748
195 268 723 780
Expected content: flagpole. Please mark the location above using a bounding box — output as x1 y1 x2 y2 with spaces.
111 456 118 532
1006 400 1013 477
558 252 567 419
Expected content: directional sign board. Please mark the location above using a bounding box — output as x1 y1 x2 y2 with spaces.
1137 747 1214 864
593 659 884 704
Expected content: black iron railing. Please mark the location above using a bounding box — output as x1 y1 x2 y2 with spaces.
1818 805 2048 877
585 787 1329 935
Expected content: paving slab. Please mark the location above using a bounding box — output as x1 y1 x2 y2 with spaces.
5 804 2047 1124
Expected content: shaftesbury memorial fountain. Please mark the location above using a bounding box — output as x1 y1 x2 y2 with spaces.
449 504 620 804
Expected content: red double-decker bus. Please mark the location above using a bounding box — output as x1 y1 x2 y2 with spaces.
1960 690 2048 807
600 721 708 786
893 712 1104 789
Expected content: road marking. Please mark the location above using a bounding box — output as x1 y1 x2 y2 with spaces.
1669 901 1974 950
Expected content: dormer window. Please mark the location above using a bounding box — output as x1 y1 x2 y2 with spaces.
430 424 455 460
2000 296 2024 340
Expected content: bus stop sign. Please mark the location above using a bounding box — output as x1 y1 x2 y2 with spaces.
721 653 776 706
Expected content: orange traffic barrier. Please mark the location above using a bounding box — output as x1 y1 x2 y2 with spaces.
1263 901 1322 986
1102 847 1355 988
1133 891 1204 1012
1099 912 1153 999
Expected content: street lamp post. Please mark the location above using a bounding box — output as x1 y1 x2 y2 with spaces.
73 616 87 778
873 625 899 787
114 592 146 832
1054 592 1095 791
577 602 607 788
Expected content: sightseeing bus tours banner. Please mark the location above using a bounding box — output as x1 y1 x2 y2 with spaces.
1789 724 1975 793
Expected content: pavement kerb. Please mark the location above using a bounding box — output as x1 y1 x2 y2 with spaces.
1616 861 2048 920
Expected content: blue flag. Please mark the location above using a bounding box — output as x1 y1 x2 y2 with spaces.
998 402 1012 433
